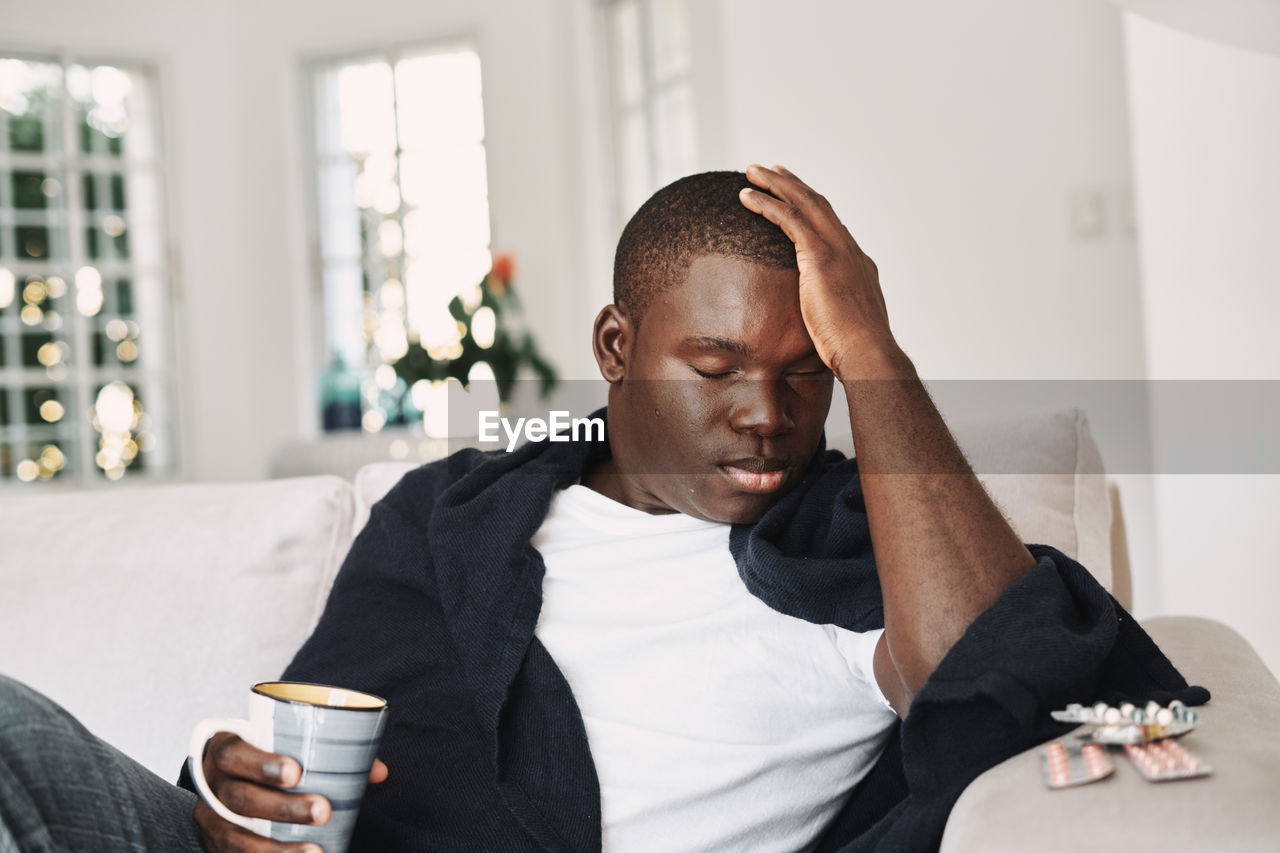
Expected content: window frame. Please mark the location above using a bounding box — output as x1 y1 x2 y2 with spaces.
0 46 178 488
301 34 494 436
597 0 700 227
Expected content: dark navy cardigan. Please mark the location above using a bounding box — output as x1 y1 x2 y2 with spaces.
181 419 1207 851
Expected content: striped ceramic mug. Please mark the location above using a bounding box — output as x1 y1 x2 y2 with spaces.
186 681 388 853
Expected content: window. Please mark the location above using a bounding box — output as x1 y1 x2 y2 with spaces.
0 55 172 484
602 0 698 222
311 44 493 433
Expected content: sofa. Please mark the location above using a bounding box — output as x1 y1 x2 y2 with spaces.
2 408 1277 850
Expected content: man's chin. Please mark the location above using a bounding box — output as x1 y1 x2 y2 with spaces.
684 487 784 525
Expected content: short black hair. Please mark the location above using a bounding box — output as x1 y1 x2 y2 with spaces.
613 170 797 326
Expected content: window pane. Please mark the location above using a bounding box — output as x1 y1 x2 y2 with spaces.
395 51 485 150
13 171 50 209
0 59 63 154
116 278 133 314
85 222 131 261
110 173 126 210
336 61 396 156
91 314 140 368
22 386 62 424
23 331 70 370
15 225 62 260
68 65 134 157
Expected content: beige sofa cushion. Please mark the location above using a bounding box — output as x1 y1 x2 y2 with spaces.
352 460 419 537
953 407 1113 591
0 477 354 778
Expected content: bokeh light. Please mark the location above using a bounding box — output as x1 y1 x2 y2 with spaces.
39 400 65 422
76 266 104 316
471 306 496 349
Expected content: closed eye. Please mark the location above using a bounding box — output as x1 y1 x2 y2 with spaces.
691 366 735 379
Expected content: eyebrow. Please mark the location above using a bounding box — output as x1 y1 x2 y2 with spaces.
680 336 824 365
681 336 754 357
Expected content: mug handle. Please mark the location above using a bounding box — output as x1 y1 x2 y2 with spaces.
187 718 272 838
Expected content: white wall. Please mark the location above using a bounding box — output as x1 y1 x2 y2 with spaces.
711 0 1165 612
1 0 603 483
713 0 1146 381
1124 13 1280 674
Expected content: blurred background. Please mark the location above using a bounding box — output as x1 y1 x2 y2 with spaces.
1 0 1277 669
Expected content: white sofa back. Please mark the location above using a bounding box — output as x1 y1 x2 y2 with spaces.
0 407 1115 778
0 478 356 777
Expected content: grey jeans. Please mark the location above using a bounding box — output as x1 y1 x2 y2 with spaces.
0 675 205 853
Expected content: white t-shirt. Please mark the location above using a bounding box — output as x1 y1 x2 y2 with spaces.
531 485 899 853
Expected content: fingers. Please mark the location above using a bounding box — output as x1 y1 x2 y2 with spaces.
743 164 868 261
212 778 331 825
208 733 302 788
746 163 839 222
369 757 389 783
739 183 825 250
193 799 322 853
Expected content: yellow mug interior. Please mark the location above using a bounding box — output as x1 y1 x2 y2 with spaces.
253 681 386 709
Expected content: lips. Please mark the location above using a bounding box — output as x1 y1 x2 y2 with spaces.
719 457 790 494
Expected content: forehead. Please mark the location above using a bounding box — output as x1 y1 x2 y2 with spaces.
643 254 808 354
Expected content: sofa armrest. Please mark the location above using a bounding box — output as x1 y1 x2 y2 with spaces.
940 616 1280 851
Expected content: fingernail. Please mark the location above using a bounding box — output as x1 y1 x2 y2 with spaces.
280 760 301 786
311 800 326 823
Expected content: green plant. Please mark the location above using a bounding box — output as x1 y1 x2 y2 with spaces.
391 254 558 404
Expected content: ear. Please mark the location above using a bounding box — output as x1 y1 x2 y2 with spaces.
592 304 632 384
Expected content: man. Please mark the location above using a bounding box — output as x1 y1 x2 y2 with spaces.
0 168 1202 852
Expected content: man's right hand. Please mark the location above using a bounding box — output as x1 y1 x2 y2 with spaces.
193 731 389 853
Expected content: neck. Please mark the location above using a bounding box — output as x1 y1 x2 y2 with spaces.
579 456 679 515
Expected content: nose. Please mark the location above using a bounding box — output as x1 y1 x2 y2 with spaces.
729 379 795 437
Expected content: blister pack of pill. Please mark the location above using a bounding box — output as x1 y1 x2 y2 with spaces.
1122 739 1213 782
1050 699 1199 744
1041 740 1115 788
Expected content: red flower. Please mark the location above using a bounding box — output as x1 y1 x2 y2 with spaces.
490 253 515 293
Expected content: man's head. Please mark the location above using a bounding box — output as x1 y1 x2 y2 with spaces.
591 171 835 524
612 171 798 327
